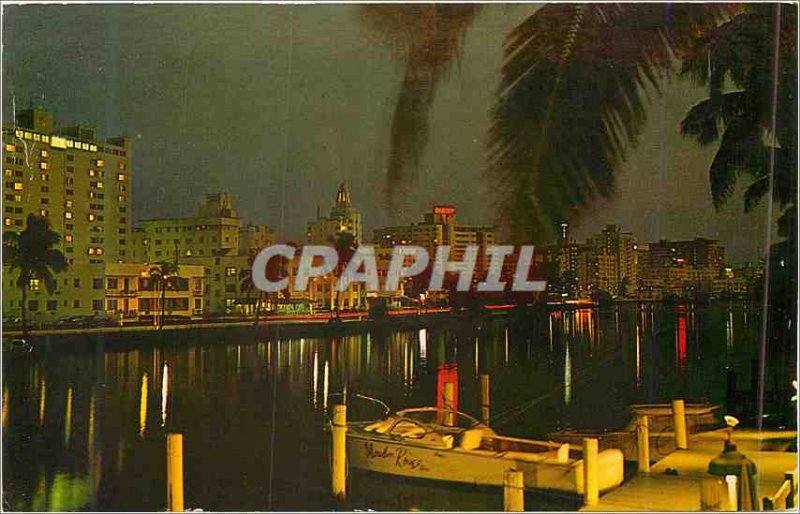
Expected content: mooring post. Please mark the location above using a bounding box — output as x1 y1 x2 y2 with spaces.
331 404 347 501
480 374 491 425
443 382 455 427
166 433 185 513
583 437 599 507
700 476 723 511
503 469 524 512
636 414 650 473
672 399 688 450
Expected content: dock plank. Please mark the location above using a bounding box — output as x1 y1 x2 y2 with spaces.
581 448 797 511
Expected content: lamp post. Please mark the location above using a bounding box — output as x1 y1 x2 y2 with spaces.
705 416 757 511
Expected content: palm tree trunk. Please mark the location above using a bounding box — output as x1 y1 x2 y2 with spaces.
253 294 262 327
160 282 166 329
20 282 28 338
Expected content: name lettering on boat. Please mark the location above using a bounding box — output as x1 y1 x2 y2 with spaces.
365 442 429 471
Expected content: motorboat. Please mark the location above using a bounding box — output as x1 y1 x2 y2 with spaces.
345 405 624 495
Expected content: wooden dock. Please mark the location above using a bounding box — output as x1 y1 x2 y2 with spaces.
581 445 798 511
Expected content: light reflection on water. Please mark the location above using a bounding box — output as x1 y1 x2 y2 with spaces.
3 302 794 511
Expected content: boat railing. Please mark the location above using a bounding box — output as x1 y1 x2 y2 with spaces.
395 406 485 429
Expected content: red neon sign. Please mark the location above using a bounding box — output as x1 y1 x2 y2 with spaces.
433 206 456 215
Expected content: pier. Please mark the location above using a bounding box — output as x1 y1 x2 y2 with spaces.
581 434 797 512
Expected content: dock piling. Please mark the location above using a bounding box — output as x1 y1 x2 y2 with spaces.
332 404 347 500
480 374 490 424
583 437 599 507
636 414 650 473
503 469 524 512
672 399 688 450
166 433 185 513
700 476 723 511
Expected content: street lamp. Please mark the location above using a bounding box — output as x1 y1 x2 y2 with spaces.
705 415 757 511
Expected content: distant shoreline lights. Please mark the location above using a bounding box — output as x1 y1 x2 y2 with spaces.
251 245 547 293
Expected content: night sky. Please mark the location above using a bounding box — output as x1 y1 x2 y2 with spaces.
2 4 776 265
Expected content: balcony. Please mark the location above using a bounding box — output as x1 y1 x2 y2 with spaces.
106 289 139 297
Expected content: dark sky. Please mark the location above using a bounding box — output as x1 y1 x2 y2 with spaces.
3 4 775 265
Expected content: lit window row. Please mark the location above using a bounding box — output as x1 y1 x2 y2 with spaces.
87 247 104 255
14 130 50 144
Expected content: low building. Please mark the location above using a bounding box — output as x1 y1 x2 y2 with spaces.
104 262 205 320
131 193 273 315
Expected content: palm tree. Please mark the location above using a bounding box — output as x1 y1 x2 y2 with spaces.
3 214 68 336
680 4 796 237
149 261 178 329
240 248 290 326
365 4 795 244
332 232 356 314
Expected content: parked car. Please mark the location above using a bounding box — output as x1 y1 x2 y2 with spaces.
2 338 33 354
3 316 22 330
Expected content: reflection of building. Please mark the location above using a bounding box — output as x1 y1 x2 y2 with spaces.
2 107 132 322
307 183 362 244
132 193 275 314
104 263 206 320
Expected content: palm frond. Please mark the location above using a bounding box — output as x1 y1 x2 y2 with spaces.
359 5 479 198
488 4 730 242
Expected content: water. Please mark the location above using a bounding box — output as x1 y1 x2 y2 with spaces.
3 302 796 511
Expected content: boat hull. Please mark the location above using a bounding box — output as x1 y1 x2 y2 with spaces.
347 432 624 494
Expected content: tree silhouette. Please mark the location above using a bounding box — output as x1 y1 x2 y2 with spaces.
3 214 68 336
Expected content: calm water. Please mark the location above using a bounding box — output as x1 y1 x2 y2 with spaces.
3 302 796 511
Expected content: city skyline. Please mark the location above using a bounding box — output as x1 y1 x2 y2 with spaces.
2 4 779 266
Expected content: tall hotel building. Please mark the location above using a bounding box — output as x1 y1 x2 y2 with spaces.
2 108 132 321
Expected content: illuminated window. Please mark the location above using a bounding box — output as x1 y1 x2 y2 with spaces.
65 234 73 243
82 143 89 151
117 173 126 181
65 212 73 220
88 247 96 255
4 144 14 152
14 130 22 138
14 195 21 202
87 213 96 222
40 174 49 181
4 218 12 226
23 132 32 139
38 209 47 217
40 150 48 158
96 159 105 167
42 136 49 143
29 278 41 291
33 133 41 142
89 191 95 199
226 266 237 277
96 247 104 256
118 195 127 202
4 169 11 177
40 161 49 170
12 182 23 191
50 136 67 149
89 144 97 152
89 169 96 177
66 140 74 148
65 200 73 208
119 162 127 171
97 182 104 189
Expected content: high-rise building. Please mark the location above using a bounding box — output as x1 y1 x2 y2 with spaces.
306 182 362 245
2 108 132 322
373 206 496 275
